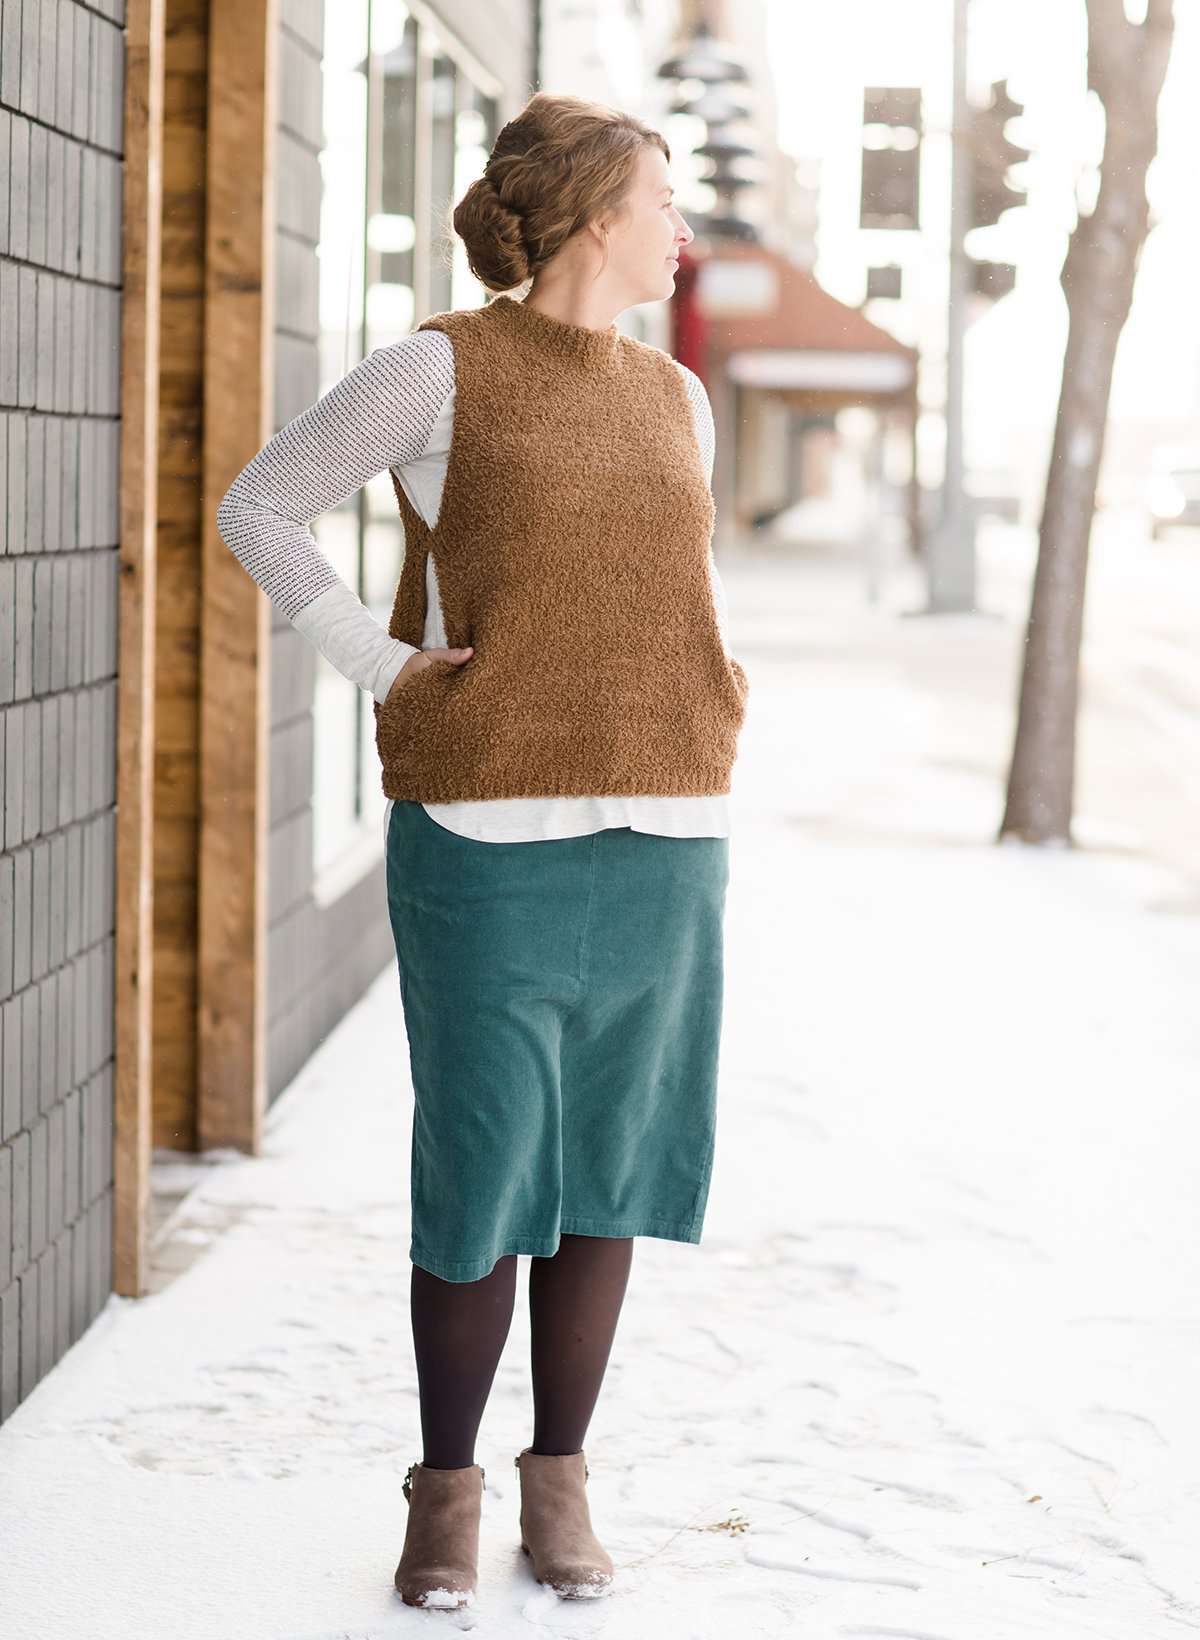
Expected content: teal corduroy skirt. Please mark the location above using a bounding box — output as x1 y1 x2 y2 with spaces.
384 798 730 1282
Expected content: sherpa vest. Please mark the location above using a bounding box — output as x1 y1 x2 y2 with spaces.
374 292 749 804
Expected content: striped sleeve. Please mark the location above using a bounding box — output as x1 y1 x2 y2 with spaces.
215 330 456 702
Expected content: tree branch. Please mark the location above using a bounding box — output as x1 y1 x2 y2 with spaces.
1088 0 1175 107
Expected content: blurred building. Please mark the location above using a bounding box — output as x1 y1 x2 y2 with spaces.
663 1 919 552
696 0 818 265
0 0 719 1421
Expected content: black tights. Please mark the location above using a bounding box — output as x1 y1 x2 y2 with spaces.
410 1233 634 1470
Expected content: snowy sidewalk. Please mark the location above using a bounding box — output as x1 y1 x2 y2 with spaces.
3 534 1199 1638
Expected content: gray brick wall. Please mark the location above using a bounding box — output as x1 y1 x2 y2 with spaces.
0 0 124 1423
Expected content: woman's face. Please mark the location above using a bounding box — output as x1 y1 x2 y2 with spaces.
603 143 694 304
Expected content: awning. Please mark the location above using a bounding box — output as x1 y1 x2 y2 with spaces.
727 348 915 393
693 241 918 405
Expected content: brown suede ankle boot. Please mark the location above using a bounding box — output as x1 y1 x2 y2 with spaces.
394 1460 485 1609
515 1447 615 1599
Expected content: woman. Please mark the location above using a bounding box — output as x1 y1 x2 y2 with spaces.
217 90 749 1610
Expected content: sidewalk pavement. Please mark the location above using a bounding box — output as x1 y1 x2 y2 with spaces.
2 526 1198 1638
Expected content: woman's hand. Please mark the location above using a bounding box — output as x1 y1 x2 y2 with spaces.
385 644 474 706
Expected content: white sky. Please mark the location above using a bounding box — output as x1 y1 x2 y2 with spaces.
766 0 1200 436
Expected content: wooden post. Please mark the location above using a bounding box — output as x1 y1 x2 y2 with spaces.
114 0 165 1296
197 0 277 1150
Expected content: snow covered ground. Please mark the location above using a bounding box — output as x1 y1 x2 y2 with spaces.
2 527 1198 1638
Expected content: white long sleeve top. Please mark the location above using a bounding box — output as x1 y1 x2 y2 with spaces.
215 328 732 846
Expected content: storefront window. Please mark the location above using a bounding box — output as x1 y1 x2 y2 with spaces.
429 52 457 314
453 92 498 308
312 0 370 875
312 3 500 881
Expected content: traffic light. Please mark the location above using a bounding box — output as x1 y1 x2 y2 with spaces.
861 148 920 230
860 88 922 231
967 79 1029 229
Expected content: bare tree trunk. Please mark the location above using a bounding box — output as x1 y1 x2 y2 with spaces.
998 0 1174 845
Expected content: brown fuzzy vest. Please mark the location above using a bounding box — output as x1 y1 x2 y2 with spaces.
374 292 749 803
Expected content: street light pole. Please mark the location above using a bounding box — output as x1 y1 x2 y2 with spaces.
924 0 976 612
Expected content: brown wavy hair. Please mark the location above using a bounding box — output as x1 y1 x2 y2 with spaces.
451 91 670 294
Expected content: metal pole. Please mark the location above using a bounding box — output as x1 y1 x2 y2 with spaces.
925 0 976 611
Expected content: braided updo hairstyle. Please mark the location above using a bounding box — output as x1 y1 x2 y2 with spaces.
452 91 670 294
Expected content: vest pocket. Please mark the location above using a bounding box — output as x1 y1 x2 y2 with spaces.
375 656 460 742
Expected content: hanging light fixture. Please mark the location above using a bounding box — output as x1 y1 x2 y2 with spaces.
667 86 752 124
655 15 760 242
656 19 750 87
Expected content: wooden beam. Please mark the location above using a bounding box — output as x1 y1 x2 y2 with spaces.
153 0 211 1152
197 0 276 1150
114 0 166 1297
